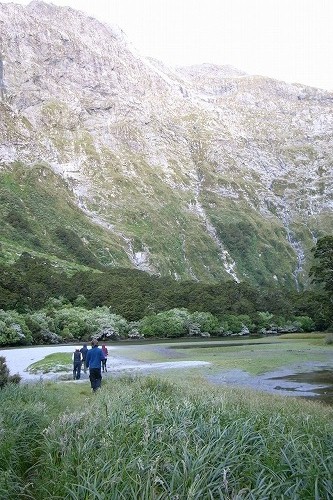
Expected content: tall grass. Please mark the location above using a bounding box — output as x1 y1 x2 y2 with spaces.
0 377 332 499
0 382 85 498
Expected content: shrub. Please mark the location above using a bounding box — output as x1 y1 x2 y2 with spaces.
189 311 220 334
5 210 31 231
52 306 96 339
48 305 129 341
0 356 21 388
25 311 57 344
139 309 188 337
54 226 102 269
292 315 315 332
0 310 33 346
88 307 129 338
220 314 254 334
256 311 274 329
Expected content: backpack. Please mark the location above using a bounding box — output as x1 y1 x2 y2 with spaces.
73 350 81 363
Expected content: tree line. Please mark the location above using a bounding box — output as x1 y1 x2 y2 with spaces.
0 237 332 346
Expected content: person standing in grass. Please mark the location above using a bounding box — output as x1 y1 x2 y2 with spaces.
86 339 105 392
101 344 108 372
72 348 82 380
80 343 88 373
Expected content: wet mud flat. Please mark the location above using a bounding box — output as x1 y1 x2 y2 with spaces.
169 341 278 350
172 342 333 405
208 363 333 406
271 369 333 405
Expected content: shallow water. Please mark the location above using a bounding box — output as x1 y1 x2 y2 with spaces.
173 341 333 405
207 367 333 406
270 369 333 406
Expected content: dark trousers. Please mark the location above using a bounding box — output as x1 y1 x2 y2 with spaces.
89 368 102 391
81 358 87 373
73 361 81 380
102 359 107 372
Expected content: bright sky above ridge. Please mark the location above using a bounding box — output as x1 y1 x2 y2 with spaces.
2 0 332 91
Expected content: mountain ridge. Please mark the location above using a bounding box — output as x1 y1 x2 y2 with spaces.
0 0 332 288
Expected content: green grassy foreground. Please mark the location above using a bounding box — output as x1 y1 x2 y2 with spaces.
0 376 332 499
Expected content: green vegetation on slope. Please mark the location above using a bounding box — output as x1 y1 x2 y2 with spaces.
0 162 131 270
207 200 298 288
1 157 332 288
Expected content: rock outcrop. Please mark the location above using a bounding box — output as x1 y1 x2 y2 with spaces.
0 1 332 288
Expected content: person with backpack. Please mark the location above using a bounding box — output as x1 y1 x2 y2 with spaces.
101 344 108 372
72 348 83 380
86 339 105 392
80 343 88 373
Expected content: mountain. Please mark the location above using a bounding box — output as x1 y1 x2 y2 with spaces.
0 0 332 289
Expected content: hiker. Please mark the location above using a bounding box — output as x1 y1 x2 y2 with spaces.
72 348 82 380
80 343 88 373
86 339 105 392
101 344 108 372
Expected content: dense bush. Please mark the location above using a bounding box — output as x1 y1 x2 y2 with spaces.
0 356 21 388
0 303 130 345
139 308 225 338
0 253 322 318
255 311 274 329
50 306 129 340
0 303 322 346
220 314 255 334
189 311 220 334
54 227 103 269
292 315 316 332
5 209 31 231
0 310 33 346
139 309 188 338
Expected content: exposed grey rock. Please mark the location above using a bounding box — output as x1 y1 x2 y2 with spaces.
0 1 332 287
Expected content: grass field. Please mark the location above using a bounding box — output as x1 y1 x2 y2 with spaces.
0 373 332 499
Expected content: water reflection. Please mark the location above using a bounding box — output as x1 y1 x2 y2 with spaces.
208 367 333 406
270 370 333 406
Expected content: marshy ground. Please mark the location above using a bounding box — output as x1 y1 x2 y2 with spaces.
1 336 333 404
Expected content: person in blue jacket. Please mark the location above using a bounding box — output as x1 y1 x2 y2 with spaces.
86 339 106 392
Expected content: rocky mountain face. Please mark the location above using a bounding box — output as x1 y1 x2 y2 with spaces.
0 0 332 289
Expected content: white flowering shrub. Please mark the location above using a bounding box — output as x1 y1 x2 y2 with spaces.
0 310 33 346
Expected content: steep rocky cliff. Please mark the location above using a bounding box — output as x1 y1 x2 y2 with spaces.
0 0 332 288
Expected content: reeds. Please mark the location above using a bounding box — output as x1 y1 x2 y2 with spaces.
0 377 332 499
